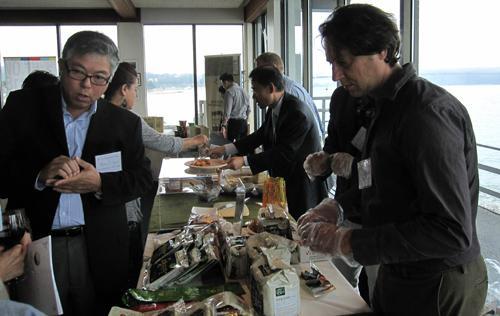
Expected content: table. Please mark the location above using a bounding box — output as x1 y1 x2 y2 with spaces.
139 233 372 315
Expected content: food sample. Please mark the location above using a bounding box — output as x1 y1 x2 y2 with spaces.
192 159 211 167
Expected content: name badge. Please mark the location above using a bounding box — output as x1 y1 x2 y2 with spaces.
351 127 367 152
357 158 372 189
95 151 122 173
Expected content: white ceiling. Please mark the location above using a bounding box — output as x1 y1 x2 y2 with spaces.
0 0 247 10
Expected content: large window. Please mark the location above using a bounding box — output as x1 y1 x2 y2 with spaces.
196 25 246 105
0 26 58 105
144 25 243 128
418 0 500 211
144 26 195 126
59 25 118 53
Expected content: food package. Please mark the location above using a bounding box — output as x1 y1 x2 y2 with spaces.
221 235 249 279
262 177 287 209
250 256 300 316
145 223 225 291
300 262 336 298
159 291 254 315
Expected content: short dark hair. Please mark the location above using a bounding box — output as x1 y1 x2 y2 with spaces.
249 66 284 91
219 73 234 82
319 4 400 66
22 70 59 89
104 62 138 100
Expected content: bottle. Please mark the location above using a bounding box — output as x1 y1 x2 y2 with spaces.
233 179 246 235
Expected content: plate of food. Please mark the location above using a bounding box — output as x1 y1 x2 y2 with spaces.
184 158 227 169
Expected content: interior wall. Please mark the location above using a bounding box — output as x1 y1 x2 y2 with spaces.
265 0 281 54
117 22 147 116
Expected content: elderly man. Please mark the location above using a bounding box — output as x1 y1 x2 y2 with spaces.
0 31 152 314
298 4 487 316
211 66 327 219
255 52 324 139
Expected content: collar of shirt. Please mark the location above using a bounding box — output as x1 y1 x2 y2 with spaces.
61 95 98 123
271 94 284 119
370 63 416 102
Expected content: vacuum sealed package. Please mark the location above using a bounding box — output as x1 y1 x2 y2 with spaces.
300 262 335 298
221 235 248 279
145 223 225 291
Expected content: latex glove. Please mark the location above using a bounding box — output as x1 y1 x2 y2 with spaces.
303 151 332 179
331 152 354 179
297 198 344 229
299 222 352 257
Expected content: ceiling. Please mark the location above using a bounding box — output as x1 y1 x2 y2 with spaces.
0 0 247 9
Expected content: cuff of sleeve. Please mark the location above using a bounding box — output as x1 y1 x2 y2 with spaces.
34 173 46 191
224 143 238 155
243 156 249 166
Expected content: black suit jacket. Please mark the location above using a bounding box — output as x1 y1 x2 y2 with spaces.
234 93 327 218
0 85 152 307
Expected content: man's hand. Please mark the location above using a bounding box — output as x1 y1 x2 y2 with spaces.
303 151 332 178
297 198 343 227
299 222 352 257
209 146 226 159
0 244 26 282
51 157 102 194
225 156 244 170
221 126 228 139
331 152 354 178
39 155 80 184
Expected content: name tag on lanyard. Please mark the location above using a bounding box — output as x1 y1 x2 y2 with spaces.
357 158 372 189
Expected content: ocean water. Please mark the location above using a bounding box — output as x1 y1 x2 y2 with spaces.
146 84 500 212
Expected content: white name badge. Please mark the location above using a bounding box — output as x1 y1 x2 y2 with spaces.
357 158 372 189
95 151 122 173
351 127 367 152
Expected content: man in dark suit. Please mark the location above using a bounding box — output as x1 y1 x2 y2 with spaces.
211 66 327 219
0 31 152 315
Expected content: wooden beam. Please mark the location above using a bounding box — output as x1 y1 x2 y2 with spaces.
107 0 137 19
244 0 268 23
0 9 139 24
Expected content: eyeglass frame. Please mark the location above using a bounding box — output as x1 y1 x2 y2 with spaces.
63 61 111 86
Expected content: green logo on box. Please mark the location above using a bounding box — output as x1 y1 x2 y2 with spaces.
276 287 285 296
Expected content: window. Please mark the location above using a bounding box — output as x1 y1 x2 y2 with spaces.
144 25 195 127
196 25 245 107
418 0 500 212
59 25 118 53
0 26 58 105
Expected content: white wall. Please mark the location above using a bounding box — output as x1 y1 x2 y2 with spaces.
117 22 147 116
266 0 282 54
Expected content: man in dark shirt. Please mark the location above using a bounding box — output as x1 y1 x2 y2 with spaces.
298 4 487 315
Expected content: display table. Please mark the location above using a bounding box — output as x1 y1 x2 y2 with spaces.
138 233 372 315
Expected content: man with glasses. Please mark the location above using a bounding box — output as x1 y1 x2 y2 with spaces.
298 4 487 315
0 31 152 314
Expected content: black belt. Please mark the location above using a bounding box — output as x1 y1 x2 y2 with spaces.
51 226 84 237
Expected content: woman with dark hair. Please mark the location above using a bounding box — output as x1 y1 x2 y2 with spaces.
105 62 208 287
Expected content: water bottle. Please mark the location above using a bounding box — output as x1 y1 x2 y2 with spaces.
233 179 246 235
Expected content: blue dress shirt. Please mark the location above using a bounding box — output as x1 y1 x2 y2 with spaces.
50 97 97 229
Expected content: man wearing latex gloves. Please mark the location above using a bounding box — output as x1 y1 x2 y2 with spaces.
300 4 487 316
210 66 327 219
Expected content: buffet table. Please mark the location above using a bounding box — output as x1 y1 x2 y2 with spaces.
140 157 372 315
139 233 371 315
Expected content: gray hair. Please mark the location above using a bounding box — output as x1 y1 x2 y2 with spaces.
61 31 119 74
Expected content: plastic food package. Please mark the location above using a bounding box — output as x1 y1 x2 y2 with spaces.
262 177 287 209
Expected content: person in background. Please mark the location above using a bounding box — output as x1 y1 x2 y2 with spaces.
210 66 327 219
219 73 250 142
298 5 487 315
21 70 59 89
255 52 324 139
104 62 208 286
0 31 153 314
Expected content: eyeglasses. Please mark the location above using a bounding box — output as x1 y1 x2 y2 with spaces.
64 61 111 86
